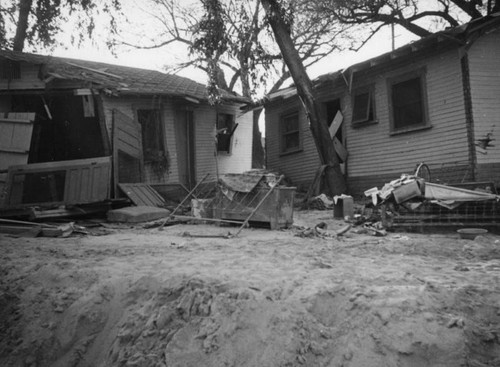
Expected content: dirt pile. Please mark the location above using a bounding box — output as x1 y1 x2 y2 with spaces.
1 212 500 366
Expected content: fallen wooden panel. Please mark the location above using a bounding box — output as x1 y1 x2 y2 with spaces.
2 156 111 209
328 110 343 138
0 113 36 204
118 183 166 207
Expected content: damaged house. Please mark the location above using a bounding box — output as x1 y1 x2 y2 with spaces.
264 14 500 198
0 50 252 217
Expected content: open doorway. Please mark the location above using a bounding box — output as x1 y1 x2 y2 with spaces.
9 93 105 163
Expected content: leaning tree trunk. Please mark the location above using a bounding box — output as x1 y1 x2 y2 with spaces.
13 0 34 51
260 0 346 195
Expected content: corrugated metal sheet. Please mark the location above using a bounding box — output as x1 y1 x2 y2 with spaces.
118 183 166 207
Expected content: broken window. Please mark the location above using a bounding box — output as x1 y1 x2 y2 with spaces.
217 113 237 153
389 70 428 132
280 112 301 154
351 87 375 125
137 109 166 162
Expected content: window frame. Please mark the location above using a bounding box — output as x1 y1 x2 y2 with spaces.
351 85 376 127
387 68 431 135
136 108 166 163
279 110 302 156
216 112 236 154
0 59 21 80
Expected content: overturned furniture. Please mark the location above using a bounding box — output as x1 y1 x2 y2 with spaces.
161 173 296 235
212 173 295 230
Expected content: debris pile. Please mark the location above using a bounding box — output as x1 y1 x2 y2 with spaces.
293 222 351 238
364 175 500 230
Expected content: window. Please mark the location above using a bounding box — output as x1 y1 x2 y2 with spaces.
217 113 237 153
0 59 21 80
389 70 429 132
137 109 165 162
280 112 301 154
351 87 375 125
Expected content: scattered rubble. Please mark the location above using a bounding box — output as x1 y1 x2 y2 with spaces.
364 174 500 230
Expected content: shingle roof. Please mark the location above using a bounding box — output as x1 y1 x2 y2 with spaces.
0 49 248 103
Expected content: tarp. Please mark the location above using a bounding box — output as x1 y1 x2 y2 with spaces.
219 174 265 193
424 182 499 202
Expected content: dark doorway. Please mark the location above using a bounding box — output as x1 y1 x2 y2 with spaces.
175 109 196 189
10 93 104 163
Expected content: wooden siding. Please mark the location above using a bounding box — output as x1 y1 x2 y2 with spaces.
0 60 44 90
217 107 253 174
266 48 472 195
99 97 251 186
265 96 321 189
468 28 500 181
102 96 175 184
346 49 469 180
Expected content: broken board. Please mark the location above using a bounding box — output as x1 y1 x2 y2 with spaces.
328 111 348 163
118 183 166 207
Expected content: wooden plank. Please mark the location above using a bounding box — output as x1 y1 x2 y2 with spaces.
0 218 57 228
66 62 124 79
0 118 32 124
0 225 42 237
7 156 111 172
0 148 29 154
333 137 348 162
7 112 35 121
304 165 327 201
118 183 166 207
328 110 343 138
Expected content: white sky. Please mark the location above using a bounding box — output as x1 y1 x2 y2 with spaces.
51 0 422 87
53 25 417 85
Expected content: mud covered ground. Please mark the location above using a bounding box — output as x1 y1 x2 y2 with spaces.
1 210 500 367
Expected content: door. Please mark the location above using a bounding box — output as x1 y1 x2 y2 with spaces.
112 109 143 196
174 110 196 189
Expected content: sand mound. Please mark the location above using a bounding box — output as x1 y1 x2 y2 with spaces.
1 214 500 366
